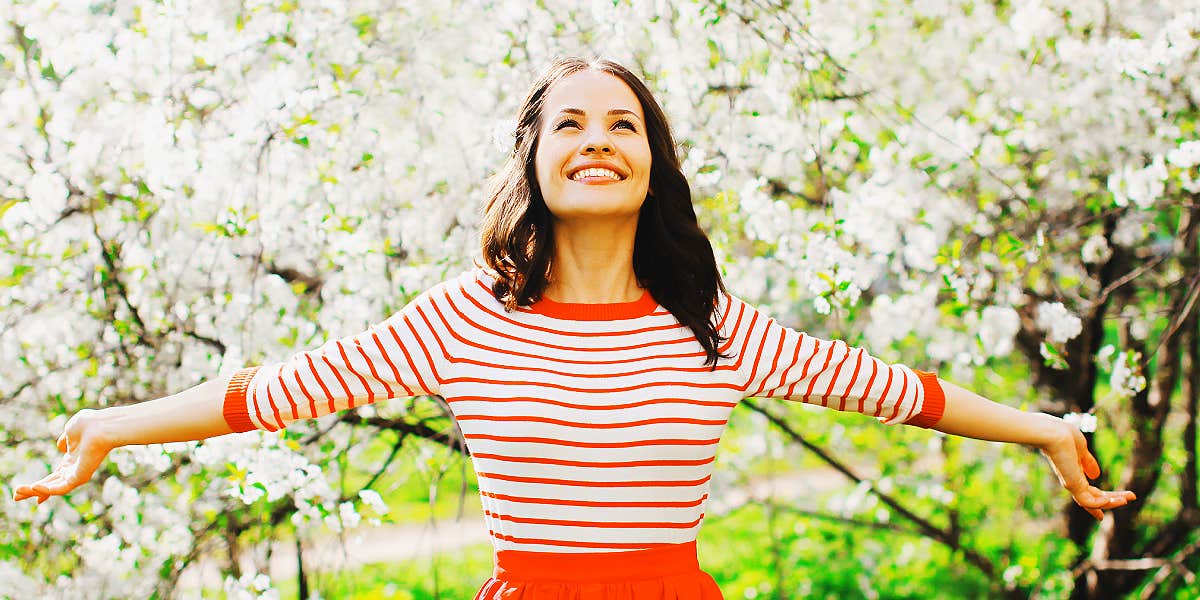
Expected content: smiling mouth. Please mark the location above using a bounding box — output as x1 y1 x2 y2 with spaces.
569 167 624 182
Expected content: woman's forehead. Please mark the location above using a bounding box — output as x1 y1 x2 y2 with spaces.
542 70 644 119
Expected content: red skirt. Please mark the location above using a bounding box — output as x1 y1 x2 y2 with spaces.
473 541 723 599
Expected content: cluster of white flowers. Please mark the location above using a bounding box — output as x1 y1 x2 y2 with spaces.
109 443 174 477
1110 349 1148 398
1062 412 1098 433
1168 140 1200 193
1167 140 1200 169
1112 211 1154 247
358 488 390 526
977 306 1021 357
1035 301 1084 344
1080 235 1113 265
1108 155 1168 209
225 438 336 513
223 571 279 600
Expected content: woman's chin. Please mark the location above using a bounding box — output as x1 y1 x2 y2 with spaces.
547 199 646 221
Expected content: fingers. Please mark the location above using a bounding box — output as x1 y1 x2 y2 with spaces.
1074 431 1101 480
1051 446 1091 495
16 474 78 503
1074 487 1139 520
13 451 82 503
14 472 66 502
15 419 100 505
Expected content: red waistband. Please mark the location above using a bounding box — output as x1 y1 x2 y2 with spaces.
493 541 701 583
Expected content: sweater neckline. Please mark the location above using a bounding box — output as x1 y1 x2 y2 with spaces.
526 289 658 321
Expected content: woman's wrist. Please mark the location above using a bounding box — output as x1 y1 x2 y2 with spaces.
1029 412 1074 451
84 408 126 449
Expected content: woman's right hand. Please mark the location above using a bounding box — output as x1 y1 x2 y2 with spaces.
13 409 116 504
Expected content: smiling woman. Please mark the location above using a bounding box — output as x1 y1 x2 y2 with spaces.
481 58 730 371
12 56 1136 600
534 72 651 222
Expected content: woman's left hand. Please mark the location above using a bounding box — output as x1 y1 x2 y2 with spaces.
1038 416 1137 521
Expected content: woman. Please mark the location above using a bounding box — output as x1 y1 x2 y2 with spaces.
14 57 1135 598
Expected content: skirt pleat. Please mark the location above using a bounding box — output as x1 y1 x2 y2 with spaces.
472 541 722 600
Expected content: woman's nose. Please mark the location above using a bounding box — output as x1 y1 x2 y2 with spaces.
582 129 613 154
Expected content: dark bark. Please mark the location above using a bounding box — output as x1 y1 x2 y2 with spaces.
296 537 308 600
1016 217 1126 556
1086 207 1200 597
1183 310 1199 514
337 408 465 454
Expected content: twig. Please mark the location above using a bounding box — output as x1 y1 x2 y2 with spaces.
742 399 996 578
1094 250 1171 308
1140 532 1200 599
1147 272 1200 363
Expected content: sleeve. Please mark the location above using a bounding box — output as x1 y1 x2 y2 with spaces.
734 297 945 428
221 287 448 433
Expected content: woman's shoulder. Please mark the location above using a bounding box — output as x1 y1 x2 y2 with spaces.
414 260 504 309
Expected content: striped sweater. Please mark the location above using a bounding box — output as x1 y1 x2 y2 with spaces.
223 267 945 552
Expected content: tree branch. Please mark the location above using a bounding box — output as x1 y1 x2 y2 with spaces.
337 409 465 454
1183 308 1199 513
742 399 996 578
1139 532 1200 599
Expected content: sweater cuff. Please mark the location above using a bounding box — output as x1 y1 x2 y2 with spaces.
223 366 261 433
906 370 945 429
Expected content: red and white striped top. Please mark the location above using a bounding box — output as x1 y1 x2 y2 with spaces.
223 267 945 553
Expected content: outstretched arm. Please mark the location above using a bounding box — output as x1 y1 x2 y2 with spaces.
933 378 1136 521
13 375 235 504
14 279 451 504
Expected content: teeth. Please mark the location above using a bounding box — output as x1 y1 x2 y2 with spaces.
571 168 621 181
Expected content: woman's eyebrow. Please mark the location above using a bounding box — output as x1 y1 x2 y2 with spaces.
556 107 642 120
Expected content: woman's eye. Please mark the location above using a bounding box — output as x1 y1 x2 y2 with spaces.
555 119 580 130
613 119 636 131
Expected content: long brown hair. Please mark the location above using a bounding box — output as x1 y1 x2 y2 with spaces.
479 57 730 368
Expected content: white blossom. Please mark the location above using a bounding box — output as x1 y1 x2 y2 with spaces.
358 488 390 515
978 306 1020 357
813 296 832 315
223 571 280 600
1108 155 1168 209
1062 412 1098 433
1036 301 1083 344
1112 212 1152 247
1081 235 1112 264
1111 350 1148 398
1167 140 1200 169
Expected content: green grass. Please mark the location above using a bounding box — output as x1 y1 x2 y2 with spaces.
266 501 999 599
272 543 495 600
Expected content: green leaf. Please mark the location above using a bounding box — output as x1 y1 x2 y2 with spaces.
0 264 32 287
0 199 19 219
1040 342 1068 370
707 39 720 69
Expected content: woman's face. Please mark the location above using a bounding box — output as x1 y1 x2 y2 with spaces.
534 69 652 223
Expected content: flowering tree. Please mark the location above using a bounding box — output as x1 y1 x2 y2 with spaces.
1 0 1196 597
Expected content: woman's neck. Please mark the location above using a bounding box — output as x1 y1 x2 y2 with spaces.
544 217 641 303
